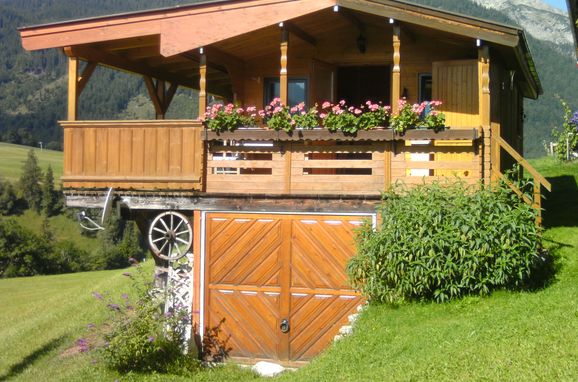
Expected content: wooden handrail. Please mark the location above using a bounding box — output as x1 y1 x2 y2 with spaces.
491 135 551 226
493 135 552 191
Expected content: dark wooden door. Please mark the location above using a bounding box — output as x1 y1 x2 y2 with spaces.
204 213 366 362
337 65 391 106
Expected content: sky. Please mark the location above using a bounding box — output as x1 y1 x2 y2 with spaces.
544 0 569 11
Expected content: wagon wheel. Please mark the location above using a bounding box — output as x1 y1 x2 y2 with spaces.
148 211 193 261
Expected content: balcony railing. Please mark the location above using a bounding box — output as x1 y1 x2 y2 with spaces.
60 120 204 191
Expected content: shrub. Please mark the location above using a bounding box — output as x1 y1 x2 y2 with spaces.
99 267 200 375
347 180 541 304
551 99 578 161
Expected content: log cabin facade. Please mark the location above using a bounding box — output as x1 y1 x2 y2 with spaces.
20 0 550 365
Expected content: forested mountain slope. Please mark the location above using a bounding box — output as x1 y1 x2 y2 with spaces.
0 0 576 156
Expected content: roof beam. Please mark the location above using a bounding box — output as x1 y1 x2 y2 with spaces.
338 7 365 34
284 22 317 46
64 45 194 88
337 0 519 46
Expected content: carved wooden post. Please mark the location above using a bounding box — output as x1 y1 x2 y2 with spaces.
199 52 207 119
391 24 401 114
280 28 289 105
68 56 79 121
478 45 494 182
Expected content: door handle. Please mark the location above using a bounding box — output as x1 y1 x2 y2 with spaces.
280 318 290 333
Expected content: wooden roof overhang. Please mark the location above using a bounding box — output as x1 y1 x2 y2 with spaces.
19 0 542 98
567 0 578 63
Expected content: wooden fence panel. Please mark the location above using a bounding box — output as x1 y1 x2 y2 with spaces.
60 120 204 190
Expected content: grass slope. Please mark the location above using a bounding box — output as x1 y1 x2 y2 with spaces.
9 210 99 254
0 142 63 183
0 157 576 381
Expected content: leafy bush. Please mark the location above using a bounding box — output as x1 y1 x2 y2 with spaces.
551 99 578 161
99 267 200 375
0 218 89 277
347 180 542 304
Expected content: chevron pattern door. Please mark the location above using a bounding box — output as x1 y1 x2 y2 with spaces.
204 213 367 363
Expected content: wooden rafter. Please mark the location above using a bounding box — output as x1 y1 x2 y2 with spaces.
338 7 365 34
284 22 317 46
144 76 179 119
77 61 97 95
64 45 194 88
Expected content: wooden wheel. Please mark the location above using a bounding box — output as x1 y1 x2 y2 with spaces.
148 211 193 260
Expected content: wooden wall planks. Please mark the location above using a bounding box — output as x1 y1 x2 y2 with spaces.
61 120 203 190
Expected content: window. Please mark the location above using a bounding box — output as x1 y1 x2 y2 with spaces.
418 73 432 103
264 78 307 106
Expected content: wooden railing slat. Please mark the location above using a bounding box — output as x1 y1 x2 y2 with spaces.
494 136 551 191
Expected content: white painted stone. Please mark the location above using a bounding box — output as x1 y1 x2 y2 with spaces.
339 325 353 335
348 313 359 323
356 304 366 313
252 361 285 377
334 334 344 342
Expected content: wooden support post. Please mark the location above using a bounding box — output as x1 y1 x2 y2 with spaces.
391 25 401 115
284 143 292 194
67 56 79 121
280 29 289 105
384 142 392 190
199 53 207 119
478 45 492 182
192 209 202 338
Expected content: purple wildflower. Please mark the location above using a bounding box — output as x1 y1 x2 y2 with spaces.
107 303 121 311
86 323 95 330
77 338 89 352
571 111 578 129
92 292 103 300
121 293 129 300
147 336 155 343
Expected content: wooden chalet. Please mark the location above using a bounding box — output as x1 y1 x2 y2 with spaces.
20 0 550 365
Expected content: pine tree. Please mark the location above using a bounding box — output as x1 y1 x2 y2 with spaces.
19 150 43 213
42 165 58 216
0 179 18 215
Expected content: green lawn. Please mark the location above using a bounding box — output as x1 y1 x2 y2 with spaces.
0 142 63 183
9 210 100 254
0 157 577 381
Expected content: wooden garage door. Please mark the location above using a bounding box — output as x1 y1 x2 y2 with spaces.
204 213 367 362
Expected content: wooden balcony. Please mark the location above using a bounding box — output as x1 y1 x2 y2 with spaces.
61 121 481 196
205 128 481 196
61 120 204 190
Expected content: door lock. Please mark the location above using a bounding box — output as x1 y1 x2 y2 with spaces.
280 318 290 333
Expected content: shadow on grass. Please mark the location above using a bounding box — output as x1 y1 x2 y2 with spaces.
524 246 562 291
542 175 578 228
0 336 65 381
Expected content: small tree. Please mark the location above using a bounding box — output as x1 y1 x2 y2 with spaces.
551 100 578 161
19 149 43 212
42 165 59 216
0 179 18 215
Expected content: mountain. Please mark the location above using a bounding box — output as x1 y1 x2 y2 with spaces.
471 0 574 55
410 0 578 157
0 0 576 157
